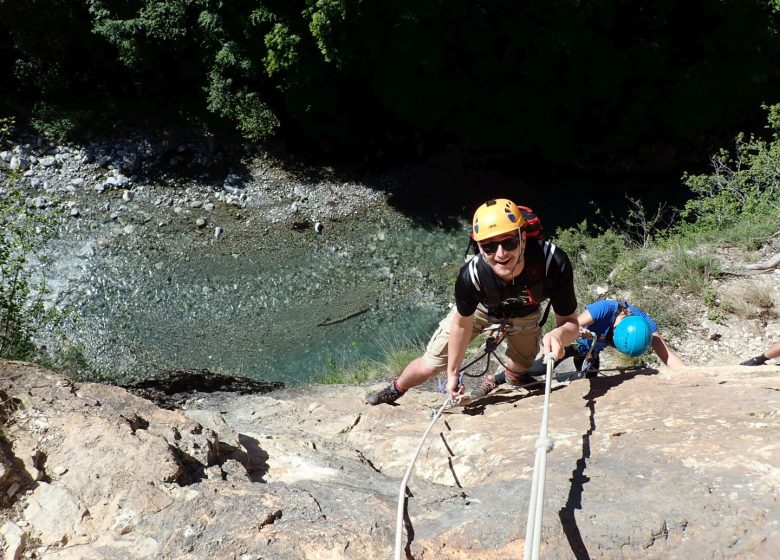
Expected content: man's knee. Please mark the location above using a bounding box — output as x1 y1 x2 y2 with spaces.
405 356 443 379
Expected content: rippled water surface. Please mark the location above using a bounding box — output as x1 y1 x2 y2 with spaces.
47 208 466 385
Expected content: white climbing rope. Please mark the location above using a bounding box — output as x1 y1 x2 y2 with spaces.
394 395 454 560
523 352 556 560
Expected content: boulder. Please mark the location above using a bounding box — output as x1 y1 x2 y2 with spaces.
0 521 26 560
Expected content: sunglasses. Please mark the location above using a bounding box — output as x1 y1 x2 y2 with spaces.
479 234 520 254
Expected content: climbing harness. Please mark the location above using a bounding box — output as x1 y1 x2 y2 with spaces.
523 353 556 560
459 322 512 379
394 396 454 560
437 321 535 411
456 313 548 380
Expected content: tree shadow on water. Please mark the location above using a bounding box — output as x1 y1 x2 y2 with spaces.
558 367 658 560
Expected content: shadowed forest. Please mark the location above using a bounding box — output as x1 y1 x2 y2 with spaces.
2 0 780 179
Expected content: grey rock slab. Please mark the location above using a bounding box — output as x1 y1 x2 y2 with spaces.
23 483 87 546
2 361 779 559
183 410 242 451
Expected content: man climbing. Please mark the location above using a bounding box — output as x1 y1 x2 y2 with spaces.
469 299 686 399
365 198 580 405
740 340 780 366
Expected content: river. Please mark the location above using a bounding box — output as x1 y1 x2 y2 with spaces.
12 136 688 386
42 196 465 386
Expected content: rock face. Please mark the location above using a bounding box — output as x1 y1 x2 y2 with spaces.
1 360 779 559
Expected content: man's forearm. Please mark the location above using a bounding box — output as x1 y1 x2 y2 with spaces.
542 312 579 358
555 318 580 347
447 313 473 380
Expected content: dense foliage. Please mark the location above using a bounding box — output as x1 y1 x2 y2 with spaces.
2 1 780 170
678 104 780 246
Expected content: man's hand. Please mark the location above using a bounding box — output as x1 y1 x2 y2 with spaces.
578 327 594 339
543 330 566 360
446 375 463 399
544 312 579 361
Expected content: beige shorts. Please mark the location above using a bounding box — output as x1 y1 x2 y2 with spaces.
422 306 542 373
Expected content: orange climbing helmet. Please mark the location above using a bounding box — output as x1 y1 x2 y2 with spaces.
472 198 526 242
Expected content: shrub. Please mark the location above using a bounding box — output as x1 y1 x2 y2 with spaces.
29 102 93 142
553 220 627 304
723 285 776 320
678 103 780 247
0 116 14 145
0 188 57 359
625 287 689 338
311 334 425 385
745 285 775 310
647 249 720 296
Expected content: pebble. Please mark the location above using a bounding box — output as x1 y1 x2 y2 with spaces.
10 155 27 170
196 217 207 228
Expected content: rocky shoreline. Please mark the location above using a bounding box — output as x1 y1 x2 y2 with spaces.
1 132 385 222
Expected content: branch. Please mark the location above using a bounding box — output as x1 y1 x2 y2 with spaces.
744 252 780 270
722 251 780 276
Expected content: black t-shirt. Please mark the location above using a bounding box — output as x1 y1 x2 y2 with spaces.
454 239 577 319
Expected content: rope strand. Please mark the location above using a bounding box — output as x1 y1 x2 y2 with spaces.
523 353 556 560
394 396 453 560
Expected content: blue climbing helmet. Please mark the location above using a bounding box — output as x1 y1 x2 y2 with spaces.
612 316 652 357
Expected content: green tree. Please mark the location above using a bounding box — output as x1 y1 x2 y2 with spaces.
679 103 780 244
3 0 780 167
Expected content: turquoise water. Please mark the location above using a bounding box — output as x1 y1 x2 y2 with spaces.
51 211 466 385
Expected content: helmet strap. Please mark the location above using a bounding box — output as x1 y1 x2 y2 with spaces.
510 230 525 284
